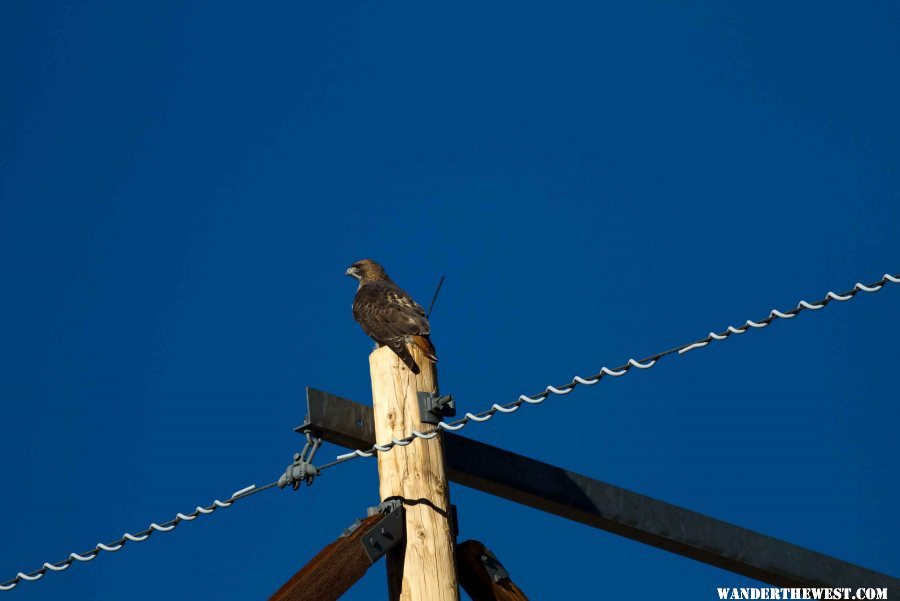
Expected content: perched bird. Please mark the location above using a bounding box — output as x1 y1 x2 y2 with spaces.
346 259 437 374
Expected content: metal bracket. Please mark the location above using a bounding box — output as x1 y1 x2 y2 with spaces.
417 392 456 425
479 548 510 583
367 498 403 516
340 518 365 538
340 501 401 538
360 501 405 564
450 504 459 539
278 430 322 490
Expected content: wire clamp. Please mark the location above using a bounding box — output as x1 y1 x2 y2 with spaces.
278 431 322 490
417 392 456 424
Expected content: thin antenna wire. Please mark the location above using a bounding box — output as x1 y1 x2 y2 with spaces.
426 275 446 318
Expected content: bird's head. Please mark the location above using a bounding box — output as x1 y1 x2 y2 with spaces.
346 259 389 283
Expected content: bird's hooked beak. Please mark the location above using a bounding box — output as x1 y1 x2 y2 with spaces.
345 267 359 279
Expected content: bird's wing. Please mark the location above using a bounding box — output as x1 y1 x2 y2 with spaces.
353 283 431 341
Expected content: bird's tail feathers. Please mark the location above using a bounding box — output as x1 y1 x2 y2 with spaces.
389 339 421 375
411 335 438 363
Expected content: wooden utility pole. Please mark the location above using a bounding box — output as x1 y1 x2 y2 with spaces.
370 345 459 601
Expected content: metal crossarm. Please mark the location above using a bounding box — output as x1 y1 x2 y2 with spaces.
302 387 900 591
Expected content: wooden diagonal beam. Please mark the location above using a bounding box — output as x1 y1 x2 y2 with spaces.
457 540 528 601
269 514 381 601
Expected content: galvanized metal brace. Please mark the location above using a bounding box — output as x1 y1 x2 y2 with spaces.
479 548 510 584
361 501 405 564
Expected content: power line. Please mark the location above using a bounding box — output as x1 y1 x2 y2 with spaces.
0 482 278 592
4 271 896 591
322 273 899 467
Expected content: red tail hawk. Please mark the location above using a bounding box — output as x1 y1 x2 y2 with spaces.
346 259 437 374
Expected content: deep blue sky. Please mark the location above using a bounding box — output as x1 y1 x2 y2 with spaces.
1 2 898 599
